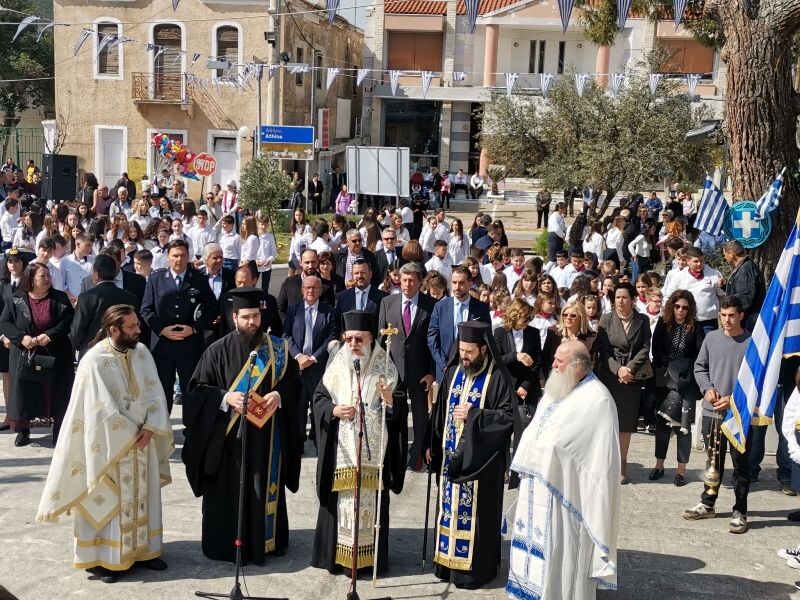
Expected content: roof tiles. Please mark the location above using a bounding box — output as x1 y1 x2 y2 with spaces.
385 0 524 16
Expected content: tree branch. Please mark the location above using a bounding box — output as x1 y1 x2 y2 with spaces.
768 0 800 36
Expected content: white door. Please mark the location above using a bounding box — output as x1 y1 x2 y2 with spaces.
212 136 238 186
99 128 125 188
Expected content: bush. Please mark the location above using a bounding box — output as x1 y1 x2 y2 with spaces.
238 157 291 224
532 233 548 258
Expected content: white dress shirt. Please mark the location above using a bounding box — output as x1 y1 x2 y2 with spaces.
189 225 217 257
58 256 88 297
241 234 260 262
661 265 723 321
257 233 277 272
547 211 566 238
354 285 371 310
425 255 453 280
512 328 524 352
218 230 242 260
0 210 18 242
63 252 94 276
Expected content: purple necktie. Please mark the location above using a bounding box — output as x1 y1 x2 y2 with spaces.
402 299 412 334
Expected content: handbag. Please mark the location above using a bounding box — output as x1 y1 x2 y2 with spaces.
18 348 56 383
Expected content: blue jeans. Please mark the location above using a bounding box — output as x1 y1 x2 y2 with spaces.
750 387 792 483
223 258 238 272
547 232 563 263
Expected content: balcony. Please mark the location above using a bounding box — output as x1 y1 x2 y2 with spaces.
131 72 192 107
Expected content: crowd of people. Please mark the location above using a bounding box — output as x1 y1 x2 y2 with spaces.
4 171 800 598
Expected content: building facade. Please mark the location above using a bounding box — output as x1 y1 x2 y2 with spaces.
362 0 724 177
52 0 363 195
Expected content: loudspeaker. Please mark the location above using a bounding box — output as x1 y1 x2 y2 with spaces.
41 154 77 201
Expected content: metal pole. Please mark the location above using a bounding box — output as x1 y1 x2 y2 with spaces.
256 72 263 158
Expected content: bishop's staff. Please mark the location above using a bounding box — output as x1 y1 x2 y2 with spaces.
372 323 398 588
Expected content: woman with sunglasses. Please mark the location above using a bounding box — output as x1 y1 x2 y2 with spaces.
649 290 703 486
540 299 596 382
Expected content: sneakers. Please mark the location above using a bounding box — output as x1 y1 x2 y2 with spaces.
778 545 800 560
781 482 798 496
682 503 715 520
729 510 748 534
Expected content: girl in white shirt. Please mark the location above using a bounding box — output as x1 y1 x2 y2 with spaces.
530 293 558 349
131 199 152 232
105 213 128 243
240 216 260 265
256 215 277 292
628 222 654 280
582 221 606 258
151 228 171 271
13 213 36 251
604 216 626 267
448 218 471 265
36 214 60 248
288 208 312 276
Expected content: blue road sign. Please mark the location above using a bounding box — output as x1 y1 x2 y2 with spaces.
260 126 314 144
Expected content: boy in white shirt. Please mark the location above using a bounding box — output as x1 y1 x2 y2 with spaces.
189 209 217 262
0 197 19 250
661 247 723 333
504 249 526 293
217 214 242 271
425 240 453 280
433 208 450 242
549 251 572 290
256 216 277 292
419 216 438 256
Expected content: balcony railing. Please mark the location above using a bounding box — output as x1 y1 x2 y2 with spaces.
131 72 191 104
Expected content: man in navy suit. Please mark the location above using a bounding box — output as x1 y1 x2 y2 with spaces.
427 266 491 382
283 275 338 450
141 239 219 413
335 258 386 328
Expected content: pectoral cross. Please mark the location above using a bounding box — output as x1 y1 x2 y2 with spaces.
380 323 399 388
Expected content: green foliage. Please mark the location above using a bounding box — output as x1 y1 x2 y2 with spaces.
475 101 546 177
0 0 54 126
532 232 548 256
238 157 292 225
575 0 651 46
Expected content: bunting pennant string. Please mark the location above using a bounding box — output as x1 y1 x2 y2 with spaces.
171 50 186 64
36 21 54 42
421 70 435 98
616 0 632 30
649 73 662 94
256 64 265 81
505 72 518 97
13 15 39 42
191 52 202 66
172 0 180 11
327 0 340 24
357 68 371 86
575 73 590 97
453 71 466 83
539 73 554 97
686 73 701 98
673 0 689 25
610 73 626 97
289 64 309 75
464 0 480 33
269 64 280 79
557 0 575 33
153 46 166 60
326 67 340 90
96 34 114 56
73 28 92 56
390 70 401 95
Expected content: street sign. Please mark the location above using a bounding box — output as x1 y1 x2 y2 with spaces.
194 152 217 177
260 125 315 161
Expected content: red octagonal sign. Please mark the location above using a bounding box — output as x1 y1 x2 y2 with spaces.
194 152 217 177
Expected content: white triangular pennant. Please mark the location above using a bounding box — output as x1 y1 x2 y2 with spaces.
575 73 590 97
539 73 554 97
191 52 202 66
289 64 309 75
172 0 180 10
649 73 662 95
73 28 92 55
505 72 518 97
390 70 401 95
421 70 435 98
686 73 702 98
154 46 166 60
97 34 114 56
326 67 340 90
36 22 55 42
13 15 39 43
269 64 280 80
171 50 186 64
357 68 370 86
610 73 627 97
453 71 466 83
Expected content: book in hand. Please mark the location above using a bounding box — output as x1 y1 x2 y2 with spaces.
235 391 277 429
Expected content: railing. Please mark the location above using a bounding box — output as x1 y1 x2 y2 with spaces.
131 72 191 103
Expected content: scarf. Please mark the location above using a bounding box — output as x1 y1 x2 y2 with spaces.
688 268 704 281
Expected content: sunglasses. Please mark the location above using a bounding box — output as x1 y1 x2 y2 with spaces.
383 236 396 241
562 313 579 319
674 304 690 310
345 336 364 344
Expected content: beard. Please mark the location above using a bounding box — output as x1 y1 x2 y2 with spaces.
340 339 372 369
543 365 580 401
236 326 262 350
460 351 487 376
115 332 139 350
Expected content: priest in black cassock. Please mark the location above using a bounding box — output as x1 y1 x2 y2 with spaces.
427 320 515 589
311 310 408 575
182 287 301 565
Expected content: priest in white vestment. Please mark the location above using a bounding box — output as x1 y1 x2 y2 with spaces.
36 304 173 583
507 340 620 600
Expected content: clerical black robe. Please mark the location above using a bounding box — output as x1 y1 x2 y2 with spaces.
182 331 301 565
429 359 514 589
310 378 408 575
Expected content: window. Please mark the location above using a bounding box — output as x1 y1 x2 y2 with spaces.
386 32 443 71
557 41 566 74
661 39 714 77
296 47 304 86
214 25 239 77
153 24 183 75
315 52 322 89
529 40 545 74
351 64 358 97
96 22 121 77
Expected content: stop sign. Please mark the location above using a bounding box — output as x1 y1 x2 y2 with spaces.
194 152 217 177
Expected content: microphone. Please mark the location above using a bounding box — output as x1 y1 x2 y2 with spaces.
353 358 361 375
248 350 258 364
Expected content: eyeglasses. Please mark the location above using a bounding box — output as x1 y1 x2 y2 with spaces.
349 239 362 244
345 336 364 344
674 304 690 311
562 313 579 319
383 236 396 241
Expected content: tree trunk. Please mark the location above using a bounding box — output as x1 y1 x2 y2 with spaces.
595 187 618 218
719 1 800 278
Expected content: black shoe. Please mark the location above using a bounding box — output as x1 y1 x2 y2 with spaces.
139 557 167 571
14 430 30 447
674 473 686 487
270 547 286 557
648 468 665 481
789 510 800 522
90 567 119 583
0 423 9 431
646 425 657 435
173 394 183 406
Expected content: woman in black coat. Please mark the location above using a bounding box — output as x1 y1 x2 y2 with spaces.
649 289 704 486
0 262 74 447
494 298 541 421
0 249 27 432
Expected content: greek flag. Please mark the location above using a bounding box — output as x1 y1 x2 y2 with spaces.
693 175 728 236
723 223 800 452
617 0 632 30
465 0 480 33
755 167 786 220
674 0 689 25
328 0 340 25
558 0 575 32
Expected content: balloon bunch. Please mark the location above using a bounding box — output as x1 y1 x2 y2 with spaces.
152 133 200 180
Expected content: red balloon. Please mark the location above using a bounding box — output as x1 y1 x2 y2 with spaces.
152 133 163 147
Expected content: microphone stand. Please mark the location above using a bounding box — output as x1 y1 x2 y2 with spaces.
196 351 288 600
347 359 368 600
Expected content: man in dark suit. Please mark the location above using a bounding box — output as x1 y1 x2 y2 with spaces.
377 262 435 472
308 173 324 215
219 263 283 337
374 228 400 284
335 258 385 329
427 266 491 382
80 243 147 306
277 248 334 321
335 229 380 287
141 239 219 413
283 275 338 449
70 254 139 357
195 243 235 343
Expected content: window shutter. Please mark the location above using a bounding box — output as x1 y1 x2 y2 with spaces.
215 26 239 77
97 23 120 76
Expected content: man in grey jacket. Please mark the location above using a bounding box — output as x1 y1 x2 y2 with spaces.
722 240 766 331
683 295 752 533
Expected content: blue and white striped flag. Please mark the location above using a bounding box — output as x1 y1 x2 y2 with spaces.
617 0 632 30
694 175 728 235
558 0 575 32
575 73 590 97
723 223 800 451
539 73 554 97
755 167 786 220
328 0 340 24
465 0 480 33
674 0 690 25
